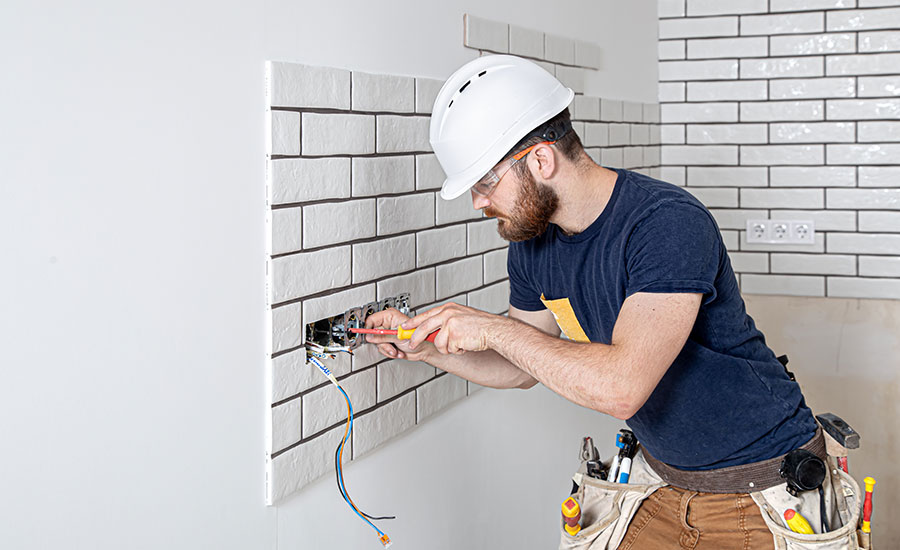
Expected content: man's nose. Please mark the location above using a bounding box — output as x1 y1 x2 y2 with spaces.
471 189 491 210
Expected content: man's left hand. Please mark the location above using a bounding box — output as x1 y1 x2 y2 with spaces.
402 303 505 355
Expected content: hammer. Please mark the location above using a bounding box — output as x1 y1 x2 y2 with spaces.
815 413 859 473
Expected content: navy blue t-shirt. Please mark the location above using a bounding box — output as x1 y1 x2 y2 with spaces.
508 168 817 469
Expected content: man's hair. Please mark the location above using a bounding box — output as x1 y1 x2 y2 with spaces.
507 108 586 170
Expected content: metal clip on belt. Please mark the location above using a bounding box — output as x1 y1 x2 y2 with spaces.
641 427 826 494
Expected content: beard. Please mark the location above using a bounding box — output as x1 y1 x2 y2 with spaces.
484 166 559 242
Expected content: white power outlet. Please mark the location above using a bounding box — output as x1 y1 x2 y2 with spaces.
746 219 815 244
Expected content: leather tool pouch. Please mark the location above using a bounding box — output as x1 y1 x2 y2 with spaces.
559 446 666 550
749 456 863 550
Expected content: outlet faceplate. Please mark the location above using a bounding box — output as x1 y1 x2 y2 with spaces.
304 293 411 350
745 219 815 244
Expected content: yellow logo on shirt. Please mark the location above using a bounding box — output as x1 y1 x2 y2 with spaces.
540 294 589 342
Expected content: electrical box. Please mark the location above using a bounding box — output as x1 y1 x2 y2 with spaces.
304 293 411 350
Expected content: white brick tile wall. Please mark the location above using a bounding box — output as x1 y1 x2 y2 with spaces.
267 62 350 109
662 103 738 122
377 360 435 402
687 37 768 59
623 147 644 169
860 31 900 52
571 95 601 121
685 187 739 207
352 234 416 283
827 53 900 76
740 57 824 79
659 82 686 102
631 125 650 145
688 166 768 186
770 209 857 230
859 211 900 230
662 145 739 165
729 252 769 272
377 194 435 235
601 99 625 122
303 368 376 436
269 110 301 156
859 255 900 276
710 209 769 229
860 166 900 187
436 192 481 224
352 392 416 459
860 0 900 6
376 115 431 153
661 166 687 185
483 248 509 284
417 225 467 267
859 121 900 141
271 350 351 403
661 124 686 144
302 113 375 155
770 0 857 11
741 101 824 122
740 274 826 296
415 78 444 114
302 285 375 331
271 301 304 353
687 81 767 102
771 253 857 275
544 34 576 65
828 188 900 209
436 257 483 299
377 268 436 309
464 14 508 53
271 207 303 255
351 343 384 371
270 157 351 204
303 199 375 248
770 122 855 143
769 78 856 100
623 102 644 123
645 146 662 166
660 0 686 17
770 166 856 187
467 219 506 254
660 60 739 81
770 33 855 56
858 75 900 96
584 123 610 147
416 154 445 191
742 188 825 208
417 374 468 422
828 277 900 298
509 25 544 59
740 144 825 165
271 399 303 452
827 144 900 164
555 66 587 94
609 123 631 146
827 7 900 31
352 156 415 196
644 104 661 124
688 0 767 16
659 17 738 39
271 246 352 303
741 13 825 36
828 232 900 253
575 41 604 69
468 281 510 314
660 40 686 61
687 124 767 144
741 231 826 252
270 426 345 504
722 230 740 250
352 72 414 112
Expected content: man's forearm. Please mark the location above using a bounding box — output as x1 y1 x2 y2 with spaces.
421 347 537 389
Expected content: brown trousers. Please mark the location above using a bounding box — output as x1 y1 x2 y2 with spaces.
619 486 775 550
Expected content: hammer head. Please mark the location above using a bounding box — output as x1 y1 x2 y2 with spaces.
816 413 860 450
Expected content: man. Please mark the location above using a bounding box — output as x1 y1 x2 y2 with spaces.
365 55 820 549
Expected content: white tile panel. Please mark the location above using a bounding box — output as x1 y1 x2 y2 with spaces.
509 25 544 59
859 30 900 52
688 166 768 187
827 144 900 164
741 188 825 208
352 234 416 283
302 113 375 155
687 0 767 15
464 14 508 53
740 145 825 165
270 158 351 204
827 232 900 253
827 53 900 76
659 17 738 39
770 166 856 187
827 7 900 31
741 101 824 122
741 57 824 79
828 277 900 299
417 374 468 422
740 274 825 296
826 99 900 120
858 121 900 141
303 200 375 248
661 145 739 165
859 211 900 231
859 256 900 276
687 80 767 102
686 124 767 144
770 122 855 143
860 166 900 187
741 12 825 36
267 62 350 109
660 60 739 81
351 71 415 112
687 37 767 59
770 33 855 56
827 188 900 209
771 254 856 275
661 102 738 123
769 78 856 100
352 392 416 459
858 76 900 97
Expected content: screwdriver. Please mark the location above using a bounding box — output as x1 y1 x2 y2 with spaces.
349 327 440 342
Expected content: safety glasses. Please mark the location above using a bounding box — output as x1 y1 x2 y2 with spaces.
471 141 552 198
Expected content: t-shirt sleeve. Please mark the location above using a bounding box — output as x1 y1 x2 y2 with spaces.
507 242 546 311
625 200 720 303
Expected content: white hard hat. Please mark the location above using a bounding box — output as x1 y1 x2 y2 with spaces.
430 55 575 200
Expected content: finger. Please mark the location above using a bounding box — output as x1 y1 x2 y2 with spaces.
407 313 449 350
400 303 450 330
377 343 398 358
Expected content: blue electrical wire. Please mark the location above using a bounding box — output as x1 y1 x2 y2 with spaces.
335 385 387 538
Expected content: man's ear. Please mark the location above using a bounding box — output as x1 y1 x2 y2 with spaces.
531 143 558 180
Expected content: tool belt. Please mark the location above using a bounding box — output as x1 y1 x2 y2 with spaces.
641 426 827 494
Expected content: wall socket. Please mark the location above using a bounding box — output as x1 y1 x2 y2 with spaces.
745 219 815 244
305 293 411 350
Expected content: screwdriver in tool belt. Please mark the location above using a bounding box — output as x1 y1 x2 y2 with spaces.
350 327 440 342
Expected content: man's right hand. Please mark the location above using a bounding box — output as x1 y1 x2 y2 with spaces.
363 308 434 362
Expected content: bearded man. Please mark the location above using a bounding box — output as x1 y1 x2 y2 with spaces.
365 55 822 550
